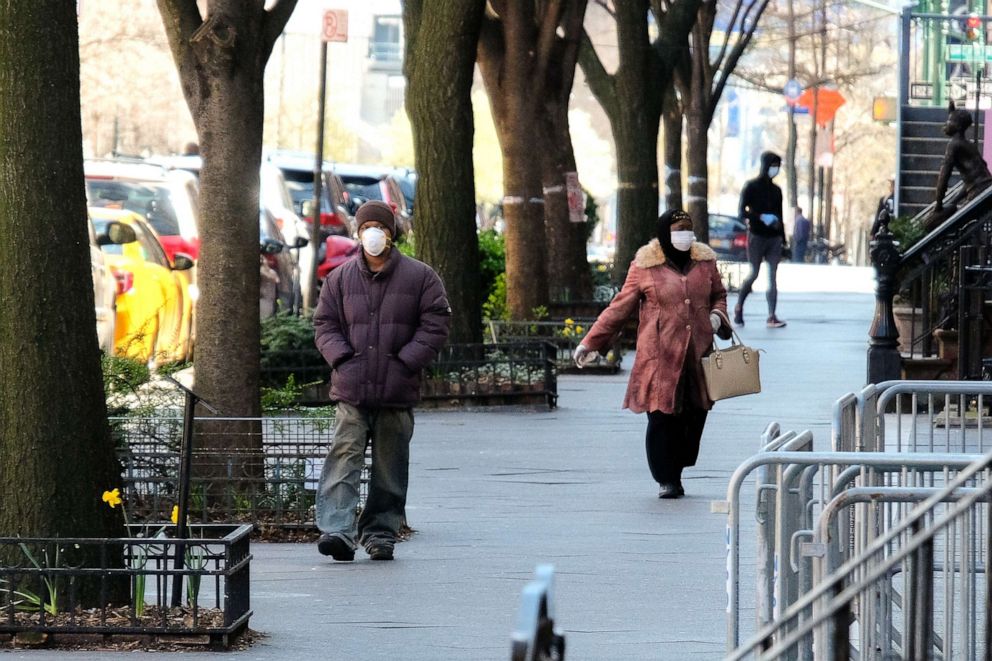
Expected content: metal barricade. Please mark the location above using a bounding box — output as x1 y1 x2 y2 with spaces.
510 565 565 661
727 449 992 661
725 380 992 659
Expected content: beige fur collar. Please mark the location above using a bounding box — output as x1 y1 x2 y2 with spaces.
633 238 717 269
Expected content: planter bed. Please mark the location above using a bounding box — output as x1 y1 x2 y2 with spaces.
0 524 251 650
484 320 623 374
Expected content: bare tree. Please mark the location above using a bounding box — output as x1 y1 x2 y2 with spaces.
0 0 126 602
478 1 571 318
540 0 594 303
578 0 701 283
156 0 297 421
676 0 771 242
404 1 487 341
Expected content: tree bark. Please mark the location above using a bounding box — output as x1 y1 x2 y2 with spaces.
540 1 591 302
541 107 593 301
157 1 297 423
0 0 126 603
478 5 554 319
404 0 485 342
663 90 684 211
685 108 710 243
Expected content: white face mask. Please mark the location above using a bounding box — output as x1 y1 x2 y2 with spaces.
360 227 389 256
768 165 780 178
670 230 695 252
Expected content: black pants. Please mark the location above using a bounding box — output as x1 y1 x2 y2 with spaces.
645 409 708 484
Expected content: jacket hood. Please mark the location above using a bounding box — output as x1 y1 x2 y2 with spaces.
759 151 782 177
634 238 716 269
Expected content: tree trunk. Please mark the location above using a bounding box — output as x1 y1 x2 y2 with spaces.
157 1 296 424
685 110 710 243
612 110 661 283
785 0 798 210
541 105 593 302
0 0 126 604
663 92 684 211
404 0 485 342
478 10 550 320
541 0 591 303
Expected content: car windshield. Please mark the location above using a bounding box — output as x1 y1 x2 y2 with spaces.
340 175 383 202
86 180 181 236
280 169 333 215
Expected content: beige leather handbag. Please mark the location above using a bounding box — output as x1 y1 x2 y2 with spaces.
701 312 761 401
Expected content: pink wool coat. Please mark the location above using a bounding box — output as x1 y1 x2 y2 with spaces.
581 239 728 414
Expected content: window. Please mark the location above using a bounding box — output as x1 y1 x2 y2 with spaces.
369 15 402 63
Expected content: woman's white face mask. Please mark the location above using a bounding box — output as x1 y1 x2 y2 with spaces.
361 227 389 256
670 230 695 252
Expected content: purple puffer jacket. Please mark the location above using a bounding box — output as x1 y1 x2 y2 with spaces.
313 250 451 407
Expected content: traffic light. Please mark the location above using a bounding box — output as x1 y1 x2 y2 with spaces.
966 13 982 43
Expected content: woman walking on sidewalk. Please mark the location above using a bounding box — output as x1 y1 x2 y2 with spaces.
573 210 732 498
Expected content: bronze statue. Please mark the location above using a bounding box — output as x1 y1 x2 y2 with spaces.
931 101 992 227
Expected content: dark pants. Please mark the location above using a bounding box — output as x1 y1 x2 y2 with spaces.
737 233 783 317
316 402 415 550
645 408 708 485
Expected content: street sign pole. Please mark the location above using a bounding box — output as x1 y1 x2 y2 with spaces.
308 39 328 311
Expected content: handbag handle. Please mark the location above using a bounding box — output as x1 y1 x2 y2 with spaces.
709 309 744 350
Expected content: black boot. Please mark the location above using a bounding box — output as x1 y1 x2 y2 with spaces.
658 482 681 499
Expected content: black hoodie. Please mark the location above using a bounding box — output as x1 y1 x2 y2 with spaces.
739 152 785 239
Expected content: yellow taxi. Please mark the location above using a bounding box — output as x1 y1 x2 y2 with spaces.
89 207 195 366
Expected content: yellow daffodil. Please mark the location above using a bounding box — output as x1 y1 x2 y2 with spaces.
170 505 179 525
102 488 122 509
576 325 584 334
564 318 575 325
562 327 573 337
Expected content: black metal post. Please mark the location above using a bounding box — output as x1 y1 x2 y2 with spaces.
306 39 328 311
164 377 217 608
867 229 903 385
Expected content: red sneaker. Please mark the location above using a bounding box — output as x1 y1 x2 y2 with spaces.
766 316 787 328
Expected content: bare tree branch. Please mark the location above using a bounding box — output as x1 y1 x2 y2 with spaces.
533 0 565 97
577 28 618 120
710 0 770 120
261 0 298 61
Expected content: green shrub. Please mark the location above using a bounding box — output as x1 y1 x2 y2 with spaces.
394 233 416 257
478 230 505 301
889 215 926 253
102 355 151 396
482 272 509 321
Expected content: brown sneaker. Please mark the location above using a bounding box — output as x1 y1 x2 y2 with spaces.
766 316 787 328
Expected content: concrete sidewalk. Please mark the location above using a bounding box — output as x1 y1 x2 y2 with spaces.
19 288 875 660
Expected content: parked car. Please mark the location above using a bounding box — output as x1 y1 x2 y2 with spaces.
84 159 201 262
260 162 314 308
318 235 360 282
334 163 413 235
266 151 355 237
90 207 196 366
708 213 748 261
259 207 297 315
90 215 126 353
390 167 417 217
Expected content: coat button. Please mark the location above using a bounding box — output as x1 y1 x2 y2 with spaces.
681 277 687 282
684 298 691 304
686 324 691 330
368 345 374 350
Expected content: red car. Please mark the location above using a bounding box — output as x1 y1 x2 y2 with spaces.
318 235 360 281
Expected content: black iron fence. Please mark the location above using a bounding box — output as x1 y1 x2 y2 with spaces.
484 320 622 374
261 342 559 408
113 415 353 530
423 342 557 408
0 524 251 648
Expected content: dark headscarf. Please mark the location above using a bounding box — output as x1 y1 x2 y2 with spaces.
657 209 693 272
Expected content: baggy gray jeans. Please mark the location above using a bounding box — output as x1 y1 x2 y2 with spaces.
316 402 415 550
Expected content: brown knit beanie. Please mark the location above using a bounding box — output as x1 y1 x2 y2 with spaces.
355 200 396 236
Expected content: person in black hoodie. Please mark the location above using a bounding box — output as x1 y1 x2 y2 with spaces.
734 151 787 328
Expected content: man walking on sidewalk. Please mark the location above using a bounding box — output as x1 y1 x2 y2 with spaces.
313 200 451 561
734 151 788 328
